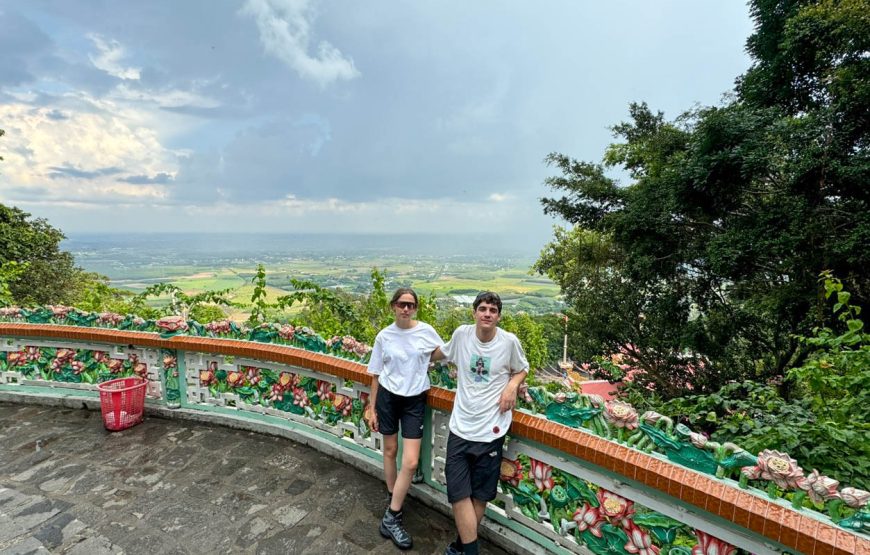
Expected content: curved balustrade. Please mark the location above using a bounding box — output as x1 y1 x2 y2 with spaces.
1 322 867 555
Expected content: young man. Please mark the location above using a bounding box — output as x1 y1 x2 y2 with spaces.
431 291 529 555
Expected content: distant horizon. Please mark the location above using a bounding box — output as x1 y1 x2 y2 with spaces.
63 230 548 265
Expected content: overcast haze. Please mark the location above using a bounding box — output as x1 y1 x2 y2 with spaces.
0 1 753 245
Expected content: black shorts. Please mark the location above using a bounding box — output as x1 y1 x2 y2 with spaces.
445 432 506 503
375 387 427 439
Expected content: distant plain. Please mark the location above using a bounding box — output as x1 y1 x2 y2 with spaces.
65 233 561 315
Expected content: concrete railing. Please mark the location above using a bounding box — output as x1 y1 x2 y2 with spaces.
1 324 867 555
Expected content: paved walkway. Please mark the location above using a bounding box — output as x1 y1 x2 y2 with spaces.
0 402 506 555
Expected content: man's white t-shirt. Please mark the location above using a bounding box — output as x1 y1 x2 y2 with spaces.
440 325 529 442
367 322 443 397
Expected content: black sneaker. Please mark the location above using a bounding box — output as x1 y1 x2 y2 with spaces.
380 508 413 550
444 541 462 555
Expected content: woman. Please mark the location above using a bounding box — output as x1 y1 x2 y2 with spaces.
367 288 443 550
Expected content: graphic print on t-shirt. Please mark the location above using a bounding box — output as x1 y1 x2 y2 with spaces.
469 355 491 382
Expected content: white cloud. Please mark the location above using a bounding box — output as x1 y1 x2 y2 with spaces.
111 83 221 110
0 102 176 206
488 192 514 202
241 0 360 87
87 34 141 80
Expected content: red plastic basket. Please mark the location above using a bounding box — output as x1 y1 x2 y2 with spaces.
97 377 147 431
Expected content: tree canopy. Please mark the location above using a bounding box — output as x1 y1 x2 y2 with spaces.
536 0 869 397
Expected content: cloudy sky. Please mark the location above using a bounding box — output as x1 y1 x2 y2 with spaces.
0 1 753 244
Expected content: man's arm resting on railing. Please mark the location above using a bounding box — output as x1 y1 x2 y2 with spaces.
499 369 527 413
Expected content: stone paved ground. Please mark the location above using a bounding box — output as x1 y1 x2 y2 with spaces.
0 402 507 555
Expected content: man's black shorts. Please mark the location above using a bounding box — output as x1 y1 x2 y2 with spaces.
375 387 426 439
445 431 506 503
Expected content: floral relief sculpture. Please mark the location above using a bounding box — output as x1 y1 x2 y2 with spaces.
603 400 639 430
801 470 840 505
691 530 737 555
741 449 805 492
530 458 555 491
499 458 523 487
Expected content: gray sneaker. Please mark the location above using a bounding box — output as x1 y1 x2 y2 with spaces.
380 508 412 550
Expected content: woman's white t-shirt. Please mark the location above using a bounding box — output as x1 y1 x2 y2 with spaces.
367 322 444 397
440 325 529 442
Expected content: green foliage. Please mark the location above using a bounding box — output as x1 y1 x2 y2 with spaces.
0 204 96 306
500 312 547 377
431 306 471 340
0 261 27 306
789 272 869 422
654 275 870 490
537 0 870 397
190 304 227 323
73 272 137 313
135 282 233 319
248 264 270 325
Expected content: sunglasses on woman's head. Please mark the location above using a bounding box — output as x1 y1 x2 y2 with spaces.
395 301 417 310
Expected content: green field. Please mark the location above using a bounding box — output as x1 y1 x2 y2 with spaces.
103 256 562 316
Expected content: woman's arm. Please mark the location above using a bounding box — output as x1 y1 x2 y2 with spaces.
367 377 379 432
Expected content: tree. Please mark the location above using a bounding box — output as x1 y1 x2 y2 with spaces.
0 203 97 306
500 312 548 375
537 0 869 398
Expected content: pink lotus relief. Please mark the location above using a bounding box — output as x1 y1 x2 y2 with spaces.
604 400 639 430
200 368 216 386
226 371 244 388
333 394 353 416
278 372 299 390
692 530 737 555
97 312 124 326
689 431 709 449
277 324 295 341
800 470 840 504
244 367 260 386
317 380 334 401
597 489 634 526
623 521 659 555
840 487 870 509
70 361 84 375
48 305 71 318
517 382 533 404
0 307 22 318
269 383 284 402
108 359 124 374
93 351 109 364
205 320 232 334
741 450 805 491
292 387 310 408
156 315 188 333
499 458 523 487
55 349 76 364
133 362 148 377
162 355 177 369
6 351 26 366
529 458 554 491
571 504 604 538
25 347 41 361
